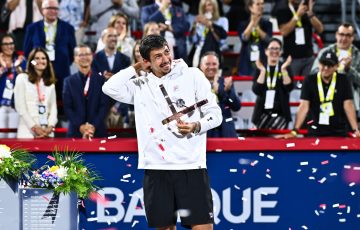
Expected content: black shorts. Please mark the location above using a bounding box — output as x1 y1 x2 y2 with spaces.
143 169 214 229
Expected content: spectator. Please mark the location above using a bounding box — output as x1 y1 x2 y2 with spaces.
96 13 135 59
252 38 293 130
63 44 109 138
223 0 247 31
14 47 58 138
237 0 272 76
311 23 360 118
275 0 323 77
59 0 90 45
1 0 42 50
283 50 360 138
90 0 139 42
23 0 77 99
182 0 224 27
200 51 240 137
0 34 26 138
143 21 161 37
141 0 189 61
188 0 228 67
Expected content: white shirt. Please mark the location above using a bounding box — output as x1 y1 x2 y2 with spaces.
103 59 222 170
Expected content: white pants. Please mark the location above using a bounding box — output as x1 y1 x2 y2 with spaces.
0 106 19 138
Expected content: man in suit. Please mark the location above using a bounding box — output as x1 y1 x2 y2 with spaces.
141 0 189 61
23 0 76 97
63 44 109 138
92 27 131 79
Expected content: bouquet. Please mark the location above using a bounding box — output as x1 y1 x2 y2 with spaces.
0 144 35 181
28 150 101 199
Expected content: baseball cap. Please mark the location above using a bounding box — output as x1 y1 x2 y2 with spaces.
319 50 339 66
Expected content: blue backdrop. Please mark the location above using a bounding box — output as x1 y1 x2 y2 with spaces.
34 151 360 230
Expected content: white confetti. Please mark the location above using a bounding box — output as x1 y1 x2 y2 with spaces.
330 154 337 158
354 167 360 170
351 191 356 196
124 156 129 161
251 160 259 166
131 220 139 228
229 169 237 173
357 214 360 218
318 177 326 183
228 98 233 102
234 185 240 190
312 168 317 173
119 156 124 160
339 218 346 222
349 182 356 187
238 137 246 140
300 161 309 166
340 146 348 149
215 149 222 152
259 152 265 157
123 174 131 179
344 165 351 169
297 169 302 172
347 206 351 214
311 125 317 129
99 147 106 151
100 140 106 144
31 60 37 65
330 173 337 176
308 176 315 180
267 154 274 160
286 143 295 148
22 190 27 194
271 113 278 117
105 209 109 215
314 138 320 145
132 180 136 183
315 210 320 216
337 212 343 215
301 225 308 230
108 135 117 139
87 217 98 222
91 211 95 215
266 174 271 179
333 203 340 208
120 179 129 182
225 117 233 122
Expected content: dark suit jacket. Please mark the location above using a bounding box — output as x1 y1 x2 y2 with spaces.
23 19 76 84
62 71 109 138
92 50 131 75
141 3 189 60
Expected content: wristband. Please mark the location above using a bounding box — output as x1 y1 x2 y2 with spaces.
193 121 201 135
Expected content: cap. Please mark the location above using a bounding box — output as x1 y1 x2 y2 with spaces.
319 50 338 66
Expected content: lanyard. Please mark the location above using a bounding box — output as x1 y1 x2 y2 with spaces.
36 79 45 103
44 20 58 44
163 8 172 21
251 27 260 43
336 46 352 57
317 72 337 103
83 71 91 96
288 3 302 27
266 63 279 90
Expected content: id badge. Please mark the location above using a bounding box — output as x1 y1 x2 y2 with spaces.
38 104 48 126
264 90 275 109
3 80 13 100
46 44 55 61
295 27 305 45
319 113 329 125
320 102 334 116
250 45 260 61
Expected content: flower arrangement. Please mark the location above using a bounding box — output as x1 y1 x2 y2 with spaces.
28 150 101 199
0 144 35 181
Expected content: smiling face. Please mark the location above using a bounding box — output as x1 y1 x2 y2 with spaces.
42 0 59 23
249 0 264 15
103 28 118 50
200 54 219 80
0 36 15 57
145 45 172 77
32 51 48 72
74 46 93 69
265 40 282 65
113 16 127 35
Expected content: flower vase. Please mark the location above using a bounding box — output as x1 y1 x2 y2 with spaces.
19 188 78 230
0 178 20 230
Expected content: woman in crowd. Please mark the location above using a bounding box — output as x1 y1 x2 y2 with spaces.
0 34 26 138
14 47 57 138
252 38 293 130
96 13 135 59
189 0 228 67
238 0 272 76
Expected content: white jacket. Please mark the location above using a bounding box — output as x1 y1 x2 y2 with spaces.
103 59 222 169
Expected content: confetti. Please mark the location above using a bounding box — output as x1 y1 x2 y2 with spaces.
158 144 165 151
318 177 326 183
234 185 240 190
228 98 233 102
357 214 360 218
239 158 251 165
91 211 95 215
178 209 191 217
108 135 117 139
312 168 317 173
333 203 340 208
267 154 274 160
339 204 346 209
225 118 233 122
308 176 315 180
47 155 55 161
271 113 278 117
120 179 129 182
314 138 320 145
330 173 337 176
351 191 355 196
215 149 223 152
100 140 106 144
259 152 265 157
286 143 295 148
266 174 271 179
87 217 98 222
30 60 37 65
354 167 360 170
344 165 351 169
297 169 302 172
319 204 326 210
229 169 237 173
261 192 268 196
242 169 247 174
349 182 356 187
238 137 246 140
301 225 308 229
250 160 258 166
330 154 337 158
131 220 139 228
105 209 110 215
311 125 317 129
340 146 348 149
123 174 131 179
99 147 106 151
315 210 320 216
306 120 314 124
339 218 346 222
300 161 309 166
347 206 351 214
22 190 27 194
321 160 329 165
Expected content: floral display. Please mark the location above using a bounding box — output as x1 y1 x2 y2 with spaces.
28 150 101 199
0 144 35 181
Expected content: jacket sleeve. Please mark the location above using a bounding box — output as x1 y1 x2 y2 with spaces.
67 24 77 64
47 84 58 127
23 25 34 58
121 0 139 19
62 78 82 128
193 68 222 133
14 74 36 128
102 66 137 104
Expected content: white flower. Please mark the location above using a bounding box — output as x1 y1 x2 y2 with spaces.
56 166 68 178
0 145 12 159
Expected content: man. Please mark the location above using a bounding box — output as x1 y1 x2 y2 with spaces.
199 51 240 137
141 0 189 61
103 35 222 229
311 23 360 117
23 0 76 97
63 45 109 138
92 27 131 79
284 50 360 138
275 0 323 77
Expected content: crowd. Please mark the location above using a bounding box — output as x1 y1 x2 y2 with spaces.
0 0 359 139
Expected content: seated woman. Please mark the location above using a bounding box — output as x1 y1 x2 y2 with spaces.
14 47 57 138
252 38 293 130
0 34 26 138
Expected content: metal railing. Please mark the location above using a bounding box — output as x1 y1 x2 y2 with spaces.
352 0 360 37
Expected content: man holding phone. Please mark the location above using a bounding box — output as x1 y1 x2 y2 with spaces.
274 0 323 77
